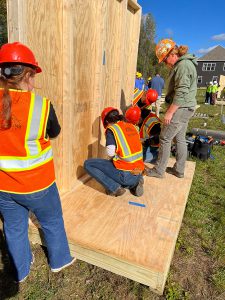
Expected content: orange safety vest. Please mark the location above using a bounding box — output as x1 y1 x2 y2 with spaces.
133 88 144 106
139 113 161 146
107 121 144 172
0 89 55 193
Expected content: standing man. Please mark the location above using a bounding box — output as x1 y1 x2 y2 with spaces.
205 81 213 105
147 39 197 179
211 81 218 105
150 73 165 116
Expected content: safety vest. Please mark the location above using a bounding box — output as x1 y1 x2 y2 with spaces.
107 121 144 172
206 85 212 93
212 85 218 93
139 113 161 146
0 89 55 193
133 88 144 106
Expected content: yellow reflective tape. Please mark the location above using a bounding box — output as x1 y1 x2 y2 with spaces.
115 124 132 155
43 100 50 141
110 124 131 157
0 157 53 172
25 93 35 156
36 97 47 150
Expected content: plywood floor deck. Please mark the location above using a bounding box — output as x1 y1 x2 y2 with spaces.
29 158 195 294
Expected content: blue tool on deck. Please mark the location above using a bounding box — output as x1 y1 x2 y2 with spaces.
128 201 146 208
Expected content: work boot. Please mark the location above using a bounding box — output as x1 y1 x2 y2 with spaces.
166 167 184 178
146 168 164 178
106 187 126 197
130 177 144 197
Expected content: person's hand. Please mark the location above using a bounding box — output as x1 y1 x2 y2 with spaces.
163 111 173 125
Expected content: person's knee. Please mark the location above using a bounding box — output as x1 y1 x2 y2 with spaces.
84 160 89 170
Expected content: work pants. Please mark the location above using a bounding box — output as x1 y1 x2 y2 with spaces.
0 183 73 281
143 145 159 163
84 158 142 193
154 108 195 175
154 96 161 117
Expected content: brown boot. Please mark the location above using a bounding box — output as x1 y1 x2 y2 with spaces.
106 187 126 197
130 177 144 197
166 167 184 178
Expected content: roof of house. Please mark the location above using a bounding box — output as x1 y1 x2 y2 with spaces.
197 45 225 61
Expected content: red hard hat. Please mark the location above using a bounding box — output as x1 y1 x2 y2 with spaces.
125 106 141 125
0 42 42 73
101 107 119 128
146 89 158 104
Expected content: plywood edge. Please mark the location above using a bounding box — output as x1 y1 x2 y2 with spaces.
160 162 196 290
29 227 165 295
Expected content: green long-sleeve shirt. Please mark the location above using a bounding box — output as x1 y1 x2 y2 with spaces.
166 54 198 108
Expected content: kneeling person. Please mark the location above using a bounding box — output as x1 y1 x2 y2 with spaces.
125 106 162 163
84 107 144 197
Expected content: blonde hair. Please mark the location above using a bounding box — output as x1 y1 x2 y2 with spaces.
171 45 189 57
0 65 36 130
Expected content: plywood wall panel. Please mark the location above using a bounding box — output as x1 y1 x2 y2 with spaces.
121 3 141 106
7 0 141 193
7 0 64 189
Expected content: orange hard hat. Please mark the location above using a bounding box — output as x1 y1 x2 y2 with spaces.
101 107 119 128
155 39 176 63
0 42 42 73
125 106 141 125
146 89 158 104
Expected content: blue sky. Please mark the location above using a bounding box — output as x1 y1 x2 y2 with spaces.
138 0 225 57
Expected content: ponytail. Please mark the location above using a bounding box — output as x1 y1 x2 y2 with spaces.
172 45 189 57
0 64 36 130
0 75 12 130
104 110 124 127
177 45 189 56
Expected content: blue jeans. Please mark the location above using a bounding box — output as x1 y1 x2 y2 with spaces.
0 183 73 281
84 158 142 193
143 145 159 163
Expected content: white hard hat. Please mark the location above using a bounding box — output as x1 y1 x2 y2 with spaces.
213 81 218 84
209 81 213 84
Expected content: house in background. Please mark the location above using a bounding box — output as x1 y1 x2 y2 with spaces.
196 45 225 89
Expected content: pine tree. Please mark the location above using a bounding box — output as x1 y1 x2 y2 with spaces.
0 0 7 46
137 13 169 84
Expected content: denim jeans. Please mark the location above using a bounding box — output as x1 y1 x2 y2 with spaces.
155 107 195 175
0 183 73 281
143 145 159 163
84 158 142 193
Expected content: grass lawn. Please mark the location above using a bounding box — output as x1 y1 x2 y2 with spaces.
0 94 225 300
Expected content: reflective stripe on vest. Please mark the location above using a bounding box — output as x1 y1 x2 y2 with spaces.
109 124 143 163
133 88 144 106
140 115 160 140
0 146 53 171
25 94 47 155
0 93 53 172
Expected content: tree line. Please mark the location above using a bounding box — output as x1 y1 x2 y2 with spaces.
0 0 7 47
137 13 169 84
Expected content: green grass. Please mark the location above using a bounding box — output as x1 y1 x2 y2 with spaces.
0 95 225 299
